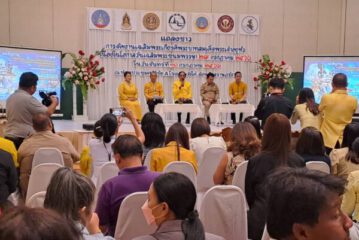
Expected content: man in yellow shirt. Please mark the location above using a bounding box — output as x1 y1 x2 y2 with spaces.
319 73 358 153
173 71 192 124
144 71 164 112
228 71 248 124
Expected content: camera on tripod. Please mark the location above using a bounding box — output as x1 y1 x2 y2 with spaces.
39 91 57 107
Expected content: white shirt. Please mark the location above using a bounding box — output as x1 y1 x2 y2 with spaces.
190 136 227 164
89 136 116 179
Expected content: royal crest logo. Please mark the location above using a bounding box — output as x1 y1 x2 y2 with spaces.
121 12 132 30
91 9 110 28
217 15 234 33
241 16 258 34
143 13 160 31
168 13 186 31
194 16 209 32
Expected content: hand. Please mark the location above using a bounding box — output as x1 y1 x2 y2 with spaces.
50 96 59 106
117 116 123 127
85 213 102 235
123 107 135 122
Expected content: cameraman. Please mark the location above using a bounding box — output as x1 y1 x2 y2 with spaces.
5 72 58 149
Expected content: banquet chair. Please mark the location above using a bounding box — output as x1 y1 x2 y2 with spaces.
163 161 197 187
32 147 64 168
26 191 46 208
26 163 62 202
114 192 156 240
200 185 248 240
94 162 118 205
232 161 249 193
143 149 153 168
306 161 330 174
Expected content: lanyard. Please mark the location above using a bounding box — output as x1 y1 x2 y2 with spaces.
103 141 111 161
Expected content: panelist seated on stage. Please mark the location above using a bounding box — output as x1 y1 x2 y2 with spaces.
118 71 142 122
144 71 164 112
200 72 219 123
229 71 248 124
173 71 193 124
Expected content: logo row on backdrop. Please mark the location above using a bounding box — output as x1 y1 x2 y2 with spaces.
89 8 260 35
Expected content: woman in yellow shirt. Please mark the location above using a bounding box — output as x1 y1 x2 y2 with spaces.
118 71 142 121
150 122 198 173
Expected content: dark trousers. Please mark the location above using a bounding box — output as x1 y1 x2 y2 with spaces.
5 136 25 150
230 100 247 124
147 99 163 112
175 99 192 123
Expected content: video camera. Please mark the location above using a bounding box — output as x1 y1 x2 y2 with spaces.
39 91 57 107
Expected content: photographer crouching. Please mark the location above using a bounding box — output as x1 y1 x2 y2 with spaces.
4 72 58 149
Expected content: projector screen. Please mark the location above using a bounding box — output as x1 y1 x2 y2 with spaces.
0 46 62 109
303 56 359 112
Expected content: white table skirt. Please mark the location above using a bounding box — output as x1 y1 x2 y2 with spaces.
208 104 255 124
154 104 203 121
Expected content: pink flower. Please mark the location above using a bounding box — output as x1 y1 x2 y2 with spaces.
78 50 85 56
281 60 286 65
95 81 100 85
89 54 95 60
253 77 258 81
101 78 105 82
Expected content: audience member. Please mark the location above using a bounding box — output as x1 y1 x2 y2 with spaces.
291 88 321 129
254 78 293 128
295 127 331 167
150 123 198 173
319 73 357 153
96 135 160 237
134 172 224 240
141 112 166 159
266 168 352 240
213 122 260 185
44 167 114 240
342 170 359 238
330 122 359 178
244 116 262 139
245 113 305 239
0 207 83 240
190 118 226 164
0 137 18 168
0 150 17 204
18 113 79 198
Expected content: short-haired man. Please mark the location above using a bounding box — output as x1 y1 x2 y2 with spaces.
96 135 160 237
18 113 79 198
319 73 357 153
254 78 293 128
144 71 164 112
266 167 352 240
173 71 193 124
5 72 58 149
200 72 219 123
229 71 248 124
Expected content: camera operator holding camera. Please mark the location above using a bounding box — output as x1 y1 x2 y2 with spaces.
5 72 58 149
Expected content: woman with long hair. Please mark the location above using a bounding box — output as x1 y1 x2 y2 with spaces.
134 172 223 240
245 113 305 240
141 112 166 159
213 122 261 185
291 88 321 129
150 123 197 173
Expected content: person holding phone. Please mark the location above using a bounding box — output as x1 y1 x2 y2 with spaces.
173 71 192 124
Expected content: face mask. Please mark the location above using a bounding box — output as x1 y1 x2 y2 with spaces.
141 200 162 226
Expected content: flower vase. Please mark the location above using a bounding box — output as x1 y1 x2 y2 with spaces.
72 85 89 122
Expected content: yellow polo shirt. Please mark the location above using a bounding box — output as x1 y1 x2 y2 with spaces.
228 81 248 101
0 137 18 167
150 141 198 173
172 80 192 101
144 81 164 100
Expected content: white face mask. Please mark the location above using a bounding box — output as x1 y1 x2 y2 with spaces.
141 200 164 226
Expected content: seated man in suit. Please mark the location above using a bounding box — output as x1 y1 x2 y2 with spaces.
173 71 193 124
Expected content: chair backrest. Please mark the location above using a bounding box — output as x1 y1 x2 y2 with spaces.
26 163 62 202
115 192 156 240
26 191 46 208
306 161 330 174
32 148 64 168
232 161 249 193
163 161 197 186
143 149 153 168
94 162 119 206
200 185 248 240
197 147 226 192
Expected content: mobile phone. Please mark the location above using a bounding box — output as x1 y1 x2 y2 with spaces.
112 107 126 117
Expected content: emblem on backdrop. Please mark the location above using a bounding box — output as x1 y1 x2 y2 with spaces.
89 8 112 30
115 10 138 31
142 12 162 32
239 15 260 35
192 13 212 34
215 14 235 34
166 12 188 33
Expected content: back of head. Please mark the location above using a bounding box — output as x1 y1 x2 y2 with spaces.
0 207 82 240
153 172 204 240
296 127 325 156
346 137 359 164
298 88 319 115
32 113 50 132
268 77 285 89
190 118 211 139
19 72 38 89
165 122 190 149
244 116 262 139
93 120 103 138
44 167 95 222
262 113 291 165
332 73 348 88
266 168 346 239
112 134 143 159
229 122 261 159
99 113 118 143
342 122 359 148
141 112 166 148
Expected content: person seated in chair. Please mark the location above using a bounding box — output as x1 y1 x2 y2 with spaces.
200 72 219 123
173 71 192 124
144 71 164 113
228 71 248 124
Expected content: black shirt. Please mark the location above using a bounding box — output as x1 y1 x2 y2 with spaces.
0 149 17 204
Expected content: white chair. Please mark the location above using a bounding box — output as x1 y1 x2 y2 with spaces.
26 191 46 208
306 161 330 174
199 185 248 240
143 149 153 168
94 162 118 206
26 163 62 202
163 161 197 187
232 161 249 193
114 192 156 240
32 148 64 168
197 147 226 192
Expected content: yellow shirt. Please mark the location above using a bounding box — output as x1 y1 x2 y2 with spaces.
342 170 359 221
319 90 357 148
79 146 92 177
172 80 192 101
0 137 18 167
144 81 164 100
150 141 198 173
118 82 138 102
228 81 248 101
290 103 322 130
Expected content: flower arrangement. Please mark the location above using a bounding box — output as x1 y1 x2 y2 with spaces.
62 50 105 99
253 54 293 90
